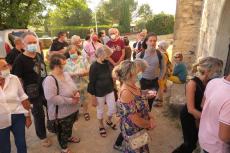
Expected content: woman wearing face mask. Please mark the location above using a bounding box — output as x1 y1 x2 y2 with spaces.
172 57 223 153
64 45 91 121
87 46 117 137
113 60 156 153
0 59 32 153
43 54 80 153
84 34 103 64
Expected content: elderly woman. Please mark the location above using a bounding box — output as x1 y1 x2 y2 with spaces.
0 58 31 153
113 60 156 153
64 45 91 121
43 54 80 153
172 57 223 153
87 46 116 137
156 40 172 106
84 34 103 64
113 59 149 151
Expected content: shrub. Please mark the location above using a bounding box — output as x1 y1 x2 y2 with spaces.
146 13 174 35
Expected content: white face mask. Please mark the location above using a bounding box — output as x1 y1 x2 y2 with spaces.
0 69 10 78
26 44 38 53
110 34 116 40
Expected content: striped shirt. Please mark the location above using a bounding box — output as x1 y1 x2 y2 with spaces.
42 72 78 120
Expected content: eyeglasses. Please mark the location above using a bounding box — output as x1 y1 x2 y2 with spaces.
174 56 180 59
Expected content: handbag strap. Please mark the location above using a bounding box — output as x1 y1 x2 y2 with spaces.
49 75 59 119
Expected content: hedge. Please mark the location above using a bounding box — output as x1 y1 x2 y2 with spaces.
47 25 112 38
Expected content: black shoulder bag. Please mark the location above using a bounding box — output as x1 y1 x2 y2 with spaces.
46 75 59 133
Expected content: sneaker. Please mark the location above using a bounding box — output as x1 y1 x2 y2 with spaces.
41 138 52 147
113 144 123 152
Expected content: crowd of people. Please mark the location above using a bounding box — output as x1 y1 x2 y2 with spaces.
0 27 229 153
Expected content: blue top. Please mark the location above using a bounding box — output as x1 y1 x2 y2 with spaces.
173 63 187 82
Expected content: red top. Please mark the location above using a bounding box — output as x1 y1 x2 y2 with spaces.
106 38 125 63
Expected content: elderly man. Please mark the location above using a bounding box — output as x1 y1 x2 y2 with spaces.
106 28 125 67
199 74 230 153
12 32 51 147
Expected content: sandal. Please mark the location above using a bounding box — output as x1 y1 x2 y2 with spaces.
68 137 81 143
61 148 73 153
106 121 117 130
99 128 107 137
84 113 90 121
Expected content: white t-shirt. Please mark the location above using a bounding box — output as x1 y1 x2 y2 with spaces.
199 78 230 153
0 74 28 129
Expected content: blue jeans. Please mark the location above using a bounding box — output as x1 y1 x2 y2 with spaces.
0 114 27 153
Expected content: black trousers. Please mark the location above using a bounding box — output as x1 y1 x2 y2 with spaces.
173 106 198 153
140 78 159 111
30 95 47 140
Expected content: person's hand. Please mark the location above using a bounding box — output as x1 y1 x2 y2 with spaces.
92 97 97 107
146 90 157 99
72 92 80 104
149 118 156 130
25 116 32 128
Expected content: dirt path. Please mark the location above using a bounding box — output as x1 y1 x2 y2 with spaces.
11 105 182 153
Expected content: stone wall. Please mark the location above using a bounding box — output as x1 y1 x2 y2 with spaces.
197 0 229 68
173 0 203 70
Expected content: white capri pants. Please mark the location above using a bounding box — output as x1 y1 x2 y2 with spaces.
96 92 116 119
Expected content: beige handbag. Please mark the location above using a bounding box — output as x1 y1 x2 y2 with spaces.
127 129 151 150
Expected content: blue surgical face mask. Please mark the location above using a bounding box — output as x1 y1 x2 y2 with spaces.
70 53 78 59
137 72 143 81
26 44 37 52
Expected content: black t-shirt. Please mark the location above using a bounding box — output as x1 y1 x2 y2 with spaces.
50 39 68 52
87 60 114 97
6 48 22 65
12 53 47 87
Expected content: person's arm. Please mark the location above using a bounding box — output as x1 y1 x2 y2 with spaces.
186 80 201 119
219 102 230 144
117 48 125 65
219 122 230 144
43 76 74 105
87 64 97 96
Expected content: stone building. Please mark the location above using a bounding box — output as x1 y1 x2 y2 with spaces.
173 0 230 75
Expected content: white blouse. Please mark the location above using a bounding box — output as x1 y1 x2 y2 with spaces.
0 74 28 129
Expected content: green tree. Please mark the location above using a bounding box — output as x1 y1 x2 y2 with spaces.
48 0 92 27
135 4 153 31
0 0 45 29
146 12 174 35
96 0 137 33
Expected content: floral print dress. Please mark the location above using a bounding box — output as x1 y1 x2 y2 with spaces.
117 90 150 153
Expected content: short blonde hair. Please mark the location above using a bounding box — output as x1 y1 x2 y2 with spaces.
95 46 112 58
158 40 169 51
113 60 137 82
108 28 119 35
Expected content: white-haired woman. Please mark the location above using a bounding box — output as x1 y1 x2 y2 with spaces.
64 45 90 121
156 40 172 106
87 46 117 137
172 57 223 153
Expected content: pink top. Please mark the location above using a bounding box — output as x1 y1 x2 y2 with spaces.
199 78 230 153
84 41 103 63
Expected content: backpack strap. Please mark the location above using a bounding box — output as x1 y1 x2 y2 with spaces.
140 50 145 59
49 75 59 119
156 49 163 69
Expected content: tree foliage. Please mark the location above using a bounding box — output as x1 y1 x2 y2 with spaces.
96 0 137 32
0 0 45 29
48 0 92 27
146 12 174 35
